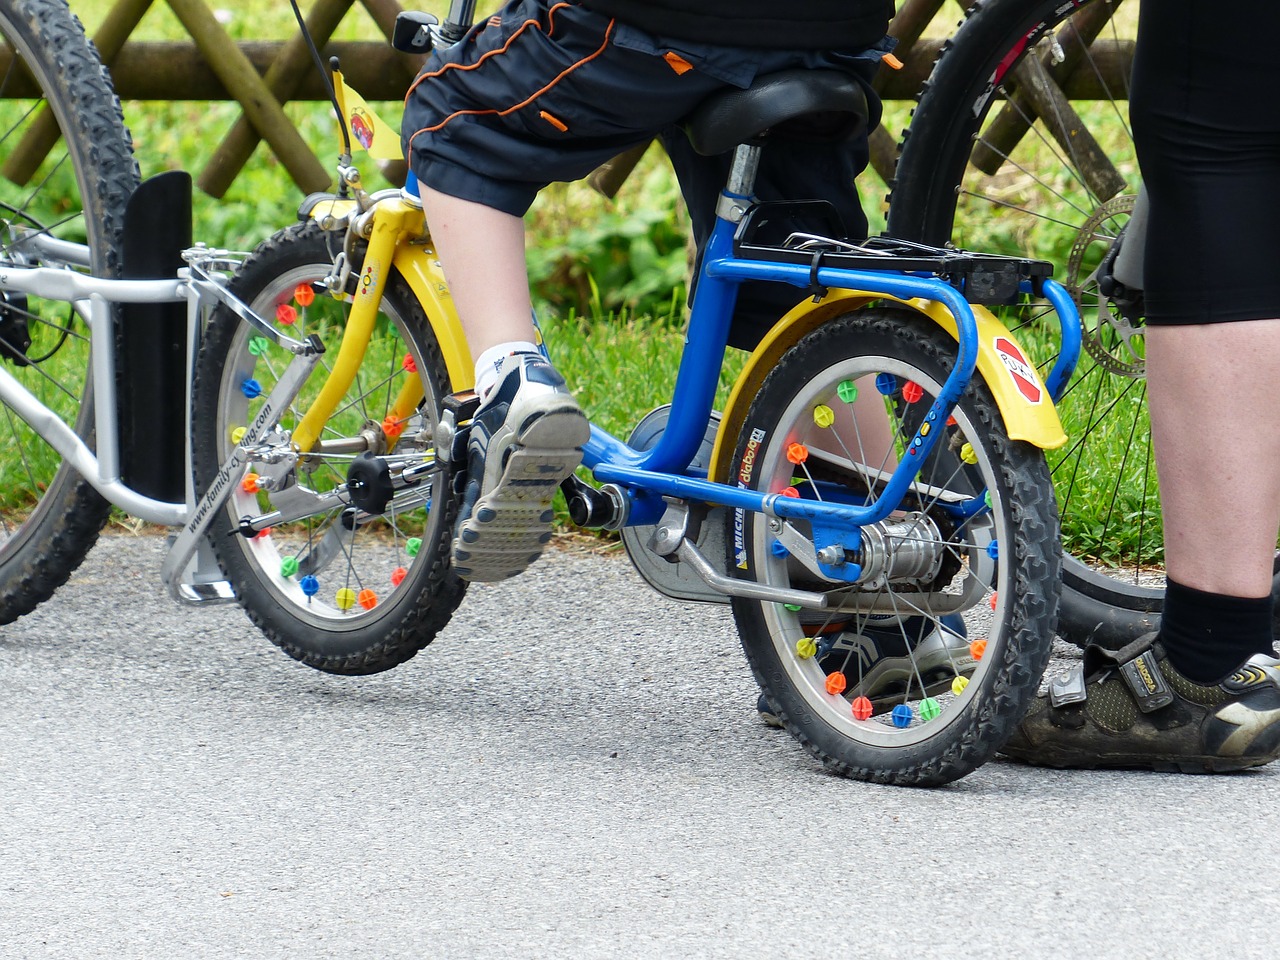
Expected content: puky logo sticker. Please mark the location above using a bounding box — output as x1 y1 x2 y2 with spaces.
993 336 1042 404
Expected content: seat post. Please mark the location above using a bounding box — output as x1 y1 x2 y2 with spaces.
725 142 761 199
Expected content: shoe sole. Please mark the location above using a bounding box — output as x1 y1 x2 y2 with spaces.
452 400 589 583
1000 747 1276 774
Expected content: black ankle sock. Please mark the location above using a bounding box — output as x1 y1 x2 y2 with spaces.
1158 577 1275 683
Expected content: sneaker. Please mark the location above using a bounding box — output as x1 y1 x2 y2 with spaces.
755 613 971 726
1000 634 1280 772
822 613 972 707
452 352 590 582
757 691 783 729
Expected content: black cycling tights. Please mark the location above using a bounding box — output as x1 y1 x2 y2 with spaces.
1130 0 1280 324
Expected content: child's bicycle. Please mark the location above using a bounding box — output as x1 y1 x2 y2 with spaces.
0 0 1082 786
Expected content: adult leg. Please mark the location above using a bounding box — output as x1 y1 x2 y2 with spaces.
1147 321 1280 601
998 0 1280 770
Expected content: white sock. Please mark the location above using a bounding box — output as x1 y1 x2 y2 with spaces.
473 340 539 399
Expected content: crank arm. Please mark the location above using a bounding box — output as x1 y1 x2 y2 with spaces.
237 453 443 534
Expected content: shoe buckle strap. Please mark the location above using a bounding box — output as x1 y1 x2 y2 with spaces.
1118 650 1175 713
1048 665 1087 708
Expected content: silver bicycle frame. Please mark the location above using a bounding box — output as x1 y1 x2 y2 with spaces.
0 237 324 602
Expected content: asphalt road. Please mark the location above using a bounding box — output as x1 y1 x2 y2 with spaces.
2 533 1278 959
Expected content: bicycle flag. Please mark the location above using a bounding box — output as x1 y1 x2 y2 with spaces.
333 71 403 161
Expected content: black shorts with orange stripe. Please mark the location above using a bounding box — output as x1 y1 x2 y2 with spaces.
402 0 889 218
401 0 890 346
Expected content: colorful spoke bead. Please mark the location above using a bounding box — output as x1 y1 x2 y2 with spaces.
406 537 422 557
786 442 808 464
875 372 897 396
902 381 924 404
951 675 970 696
960 442 978 464
837 379 859 403
825 672 847 695
969 638 987 660
293 282 315 307
795 637 818 660
241 473 260 494
780 486 800 498
771 540 790 558
335 587 356 610
891 704 914 728
231 426 247 444
276 303 298 325
812 404 835 428
919 697 941 722
382 415 405 439
402 353 417 372
391 566 408 587
248 336 270 356
851 696 874 720
300 575 320 597
240 378 262 399
358 588 378 610
280 556 299 578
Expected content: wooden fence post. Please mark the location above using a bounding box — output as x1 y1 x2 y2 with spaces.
166 0 330 194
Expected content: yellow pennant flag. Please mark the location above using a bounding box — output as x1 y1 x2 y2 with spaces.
333 70 404 161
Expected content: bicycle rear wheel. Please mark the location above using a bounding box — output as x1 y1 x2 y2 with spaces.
886 0 1161 646
728 308 1060 786
192 222 465 675
0 0 139 624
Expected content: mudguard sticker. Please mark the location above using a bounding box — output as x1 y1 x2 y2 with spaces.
993 336 1043 405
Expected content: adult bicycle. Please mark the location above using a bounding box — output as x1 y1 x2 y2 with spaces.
0 0 1081 785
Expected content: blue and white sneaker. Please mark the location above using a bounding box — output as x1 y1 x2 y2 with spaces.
452 352 590 582
757 614 972 727
824 613 973 708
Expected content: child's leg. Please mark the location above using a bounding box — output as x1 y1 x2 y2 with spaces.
419 187 535 362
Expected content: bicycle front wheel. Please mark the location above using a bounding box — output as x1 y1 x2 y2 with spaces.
0 0 140 624
192 222 465 674
728 309 1060 786
887 0 1158 646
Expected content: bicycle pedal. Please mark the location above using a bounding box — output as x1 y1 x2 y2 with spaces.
438 391 480 467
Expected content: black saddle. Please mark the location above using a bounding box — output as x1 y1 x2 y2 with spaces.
683 69 869 156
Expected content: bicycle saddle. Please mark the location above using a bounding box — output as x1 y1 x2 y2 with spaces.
683 69 869 157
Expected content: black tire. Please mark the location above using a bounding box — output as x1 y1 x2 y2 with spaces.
192 222 465 674
886 0 1158 647
0 0 139 624
727 309 1060 786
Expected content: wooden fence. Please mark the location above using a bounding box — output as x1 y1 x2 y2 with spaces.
35 0 1132 197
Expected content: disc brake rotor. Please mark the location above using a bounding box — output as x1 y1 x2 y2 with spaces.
1066 193 1145 377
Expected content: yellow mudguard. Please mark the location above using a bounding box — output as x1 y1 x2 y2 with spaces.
707 290 1067 484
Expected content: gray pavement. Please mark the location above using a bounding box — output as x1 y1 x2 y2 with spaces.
2 533 1278 959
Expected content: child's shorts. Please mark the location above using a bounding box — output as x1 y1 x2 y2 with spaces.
402 0 888 217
